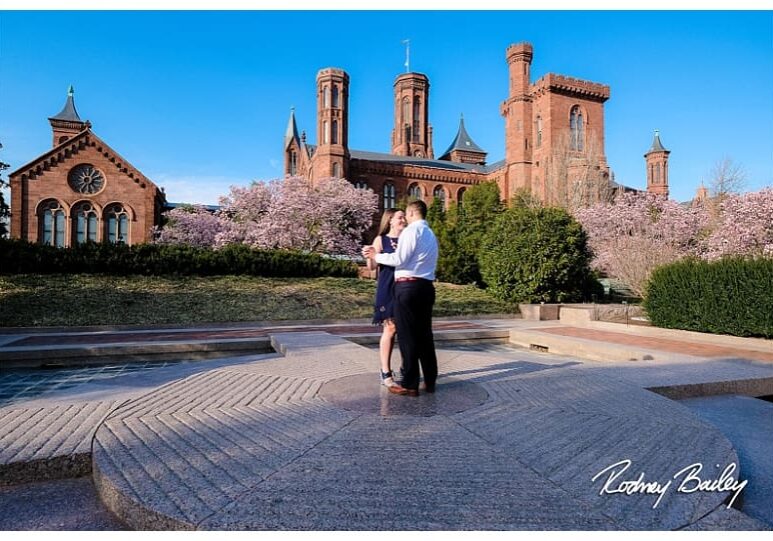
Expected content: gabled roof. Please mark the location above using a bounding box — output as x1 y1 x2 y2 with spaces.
439 115 486 159
49 85 84 123
284 108 300 150
10 128 160 198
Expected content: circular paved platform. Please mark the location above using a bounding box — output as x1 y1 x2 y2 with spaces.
92 332 742 530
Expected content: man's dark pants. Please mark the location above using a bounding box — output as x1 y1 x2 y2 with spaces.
394 278 438 390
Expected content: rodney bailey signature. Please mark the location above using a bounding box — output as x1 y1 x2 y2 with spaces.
591 459 748 509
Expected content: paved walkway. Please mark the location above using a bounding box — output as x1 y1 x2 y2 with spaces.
1 319 771 530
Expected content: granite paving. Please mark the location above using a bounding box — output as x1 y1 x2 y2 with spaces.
2 321 772 530
89 331 767 530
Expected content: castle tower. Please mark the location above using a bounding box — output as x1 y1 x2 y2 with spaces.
283 108 301 176
313 68 350 181
48 85 90 147
391 72 433 158
645 130 670 197
501 43 534 200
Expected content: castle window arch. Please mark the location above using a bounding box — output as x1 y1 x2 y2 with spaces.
457 187 466 206
413 98 421 143
332 162 341 178
354 178 368 190
289 150 298 176
408 183 423 201
332 85 339 108
383 182 396 210
323 86 330 108
104 203 130 244
323 120 329 144
570 106 585 151
433 185 447 209
72 201 99 244
536 116 543 147
37 199 66 247
331 120 339 145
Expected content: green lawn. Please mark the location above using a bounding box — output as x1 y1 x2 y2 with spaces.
0 274 518 327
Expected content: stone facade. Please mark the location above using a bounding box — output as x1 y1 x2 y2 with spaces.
9 89 166 246
285 41 667 222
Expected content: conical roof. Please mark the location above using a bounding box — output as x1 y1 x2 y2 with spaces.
647 130 668 153
49 85 83 122
284 108 300 150
439 115 485 159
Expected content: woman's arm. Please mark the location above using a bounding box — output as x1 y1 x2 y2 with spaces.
366 235 382 271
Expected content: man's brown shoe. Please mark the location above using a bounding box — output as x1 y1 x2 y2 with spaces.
421 382 436 394
388 384 419 397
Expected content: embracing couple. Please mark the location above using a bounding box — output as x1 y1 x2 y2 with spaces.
361 200 439 397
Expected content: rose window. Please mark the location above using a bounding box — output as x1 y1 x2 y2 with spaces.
68 164 105 194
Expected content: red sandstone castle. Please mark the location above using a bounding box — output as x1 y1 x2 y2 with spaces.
8 42 670 247
284 42 669 211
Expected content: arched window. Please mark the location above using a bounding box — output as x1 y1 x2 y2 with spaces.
383 182 396 210
332 85 339 108
413 99 421 143
289 151 297 176
570 106 584 151
332 162 341 178
323 120 329 144
536 116 543 147
331 120 338 145
408 183 422 201
402 98 410 141
58 135 69 144
72 202 98 244
38 199 66 247
104 203 130 244
354 179 368 190
457 187 466 207
323 86 330 108
433 186 446 209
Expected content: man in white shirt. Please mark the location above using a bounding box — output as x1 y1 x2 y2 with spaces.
362 200 439 396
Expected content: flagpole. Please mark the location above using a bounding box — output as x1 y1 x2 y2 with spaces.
403 39 410 73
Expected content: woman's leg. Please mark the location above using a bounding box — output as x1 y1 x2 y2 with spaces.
380 320 397 383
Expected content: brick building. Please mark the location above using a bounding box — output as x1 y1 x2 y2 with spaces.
284 42 669 212
9 87 166 246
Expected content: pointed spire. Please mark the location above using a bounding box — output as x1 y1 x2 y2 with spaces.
50 85 83 122
647 129 668 153
284 107 300 150
439 114 486 159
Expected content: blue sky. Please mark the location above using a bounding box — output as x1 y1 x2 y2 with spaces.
1 10 771 204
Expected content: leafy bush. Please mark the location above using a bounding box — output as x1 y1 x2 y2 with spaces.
0 238 358 278
426 181 503 285
644 257 773 338
479 205 602 303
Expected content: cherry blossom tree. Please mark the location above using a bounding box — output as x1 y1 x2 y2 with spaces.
704 188 773 260
157 176 378 257
574 192 708 296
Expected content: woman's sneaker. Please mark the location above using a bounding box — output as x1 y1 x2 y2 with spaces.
381 370 396 387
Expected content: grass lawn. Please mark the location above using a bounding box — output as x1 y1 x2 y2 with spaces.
0 274 519 327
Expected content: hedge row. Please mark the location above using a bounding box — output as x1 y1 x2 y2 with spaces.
0 239 358 278
644 257 773 338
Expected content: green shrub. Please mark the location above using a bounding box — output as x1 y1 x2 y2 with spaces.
0 238 358 278
644 257 773 338
479 205 602 303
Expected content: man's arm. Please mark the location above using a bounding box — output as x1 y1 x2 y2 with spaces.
365 235 382 271
375 225 418 268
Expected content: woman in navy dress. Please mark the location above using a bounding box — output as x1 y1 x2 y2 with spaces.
366 208 406 387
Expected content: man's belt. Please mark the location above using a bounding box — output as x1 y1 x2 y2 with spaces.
395 277 430 283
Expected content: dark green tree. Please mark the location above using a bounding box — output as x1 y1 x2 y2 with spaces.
479 204 602 303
